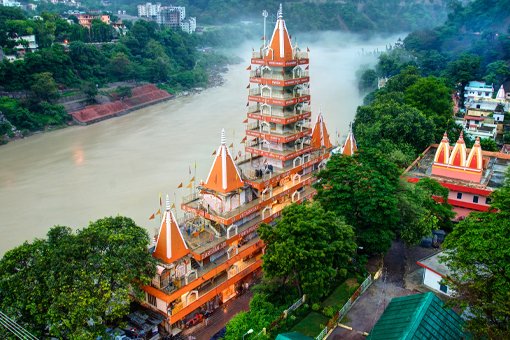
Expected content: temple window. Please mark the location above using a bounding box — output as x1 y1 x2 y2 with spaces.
147 293 157 306
456 192 462 199
473 196 479 203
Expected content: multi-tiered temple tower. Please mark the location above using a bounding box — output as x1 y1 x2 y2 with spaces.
141 5 333 336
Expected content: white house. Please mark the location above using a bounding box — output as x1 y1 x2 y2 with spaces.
416 252 452 296
464 81 494 105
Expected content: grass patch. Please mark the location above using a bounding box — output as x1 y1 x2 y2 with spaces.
321 278 360 309
291 312 329 337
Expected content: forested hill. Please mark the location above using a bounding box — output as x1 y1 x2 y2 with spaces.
94 0 450 33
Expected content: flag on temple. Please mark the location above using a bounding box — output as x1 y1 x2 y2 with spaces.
177 182 183 188
246 65 252 70
241 136 247 143
190 176 195 182
246 84 250 88
242 118 248 124
159 193 162 207
212 150 217 156
238 150 242 157
234 156 238 161
305 65 309 70
229 143 233 148
186 182 193 189
246 102 249 107
156 209 161 215
307 47 310 52
149 213 155 220
171 203 175 209
189 165 191 174
261 36 265 40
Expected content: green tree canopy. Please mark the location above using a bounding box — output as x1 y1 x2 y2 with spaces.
0 216 156 338
258 202 356 301
315 149 400 254
442 170 510 337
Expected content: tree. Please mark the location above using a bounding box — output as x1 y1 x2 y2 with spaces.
30 72 59 102
404 76 453 137
82 81 98 102
484 60 510 87
258 202 356 302
315 149 400 254
442 169 510 338
443 53 481 91
0 216 156 338
224 293 281 340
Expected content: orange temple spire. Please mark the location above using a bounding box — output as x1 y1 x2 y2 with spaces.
264 3 293 62
466 136 483 170
203 128 244 194
153 195 190 264
340 123 357 156
434 131 450 164
311 112 333 149
449 131 467 167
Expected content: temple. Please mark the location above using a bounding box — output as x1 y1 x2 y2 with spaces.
140 5 333 335
404 132 510 220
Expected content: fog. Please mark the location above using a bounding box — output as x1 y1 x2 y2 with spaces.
0 31 403 255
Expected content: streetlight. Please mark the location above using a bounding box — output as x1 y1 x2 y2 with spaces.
243 329 254 340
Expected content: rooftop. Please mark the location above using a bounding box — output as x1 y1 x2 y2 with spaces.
367 292 466 340
416 252 451 277
404 144 510 190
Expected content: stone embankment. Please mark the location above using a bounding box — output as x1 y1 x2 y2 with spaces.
70 84 172 125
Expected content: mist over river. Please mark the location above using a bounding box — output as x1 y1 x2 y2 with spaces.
0 32 403 255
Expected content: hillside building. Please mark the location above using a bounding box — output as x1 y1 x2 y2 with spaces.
140 6 333 335
404 132 510 220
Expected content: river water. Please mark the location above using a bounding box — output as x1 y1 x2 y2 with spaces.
0 32 402 255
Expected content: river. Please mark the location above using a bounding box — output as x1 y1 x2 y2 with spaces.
0 32 402 255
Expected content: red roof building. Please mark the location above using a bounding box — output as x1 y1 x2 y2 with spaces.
404 134 510 220
140 6 334 335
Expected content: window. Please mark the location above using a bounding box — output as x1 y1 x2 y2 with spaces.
456 192 462 199
147 293 157 306
486 197 491 204
440 284 448 293
473 195 479 203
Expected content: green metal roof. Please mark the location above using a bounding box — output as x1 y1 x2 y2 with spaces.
276 331 313 340
367 292 467 340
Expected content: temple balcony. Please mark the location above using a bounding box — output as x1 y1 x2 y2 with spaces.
248 93 311 107
247 109 312 125
144 237 264 305
245 143 314 162
245 125 312 144
251 49 309 60
180 171 317 240
250 70 309 80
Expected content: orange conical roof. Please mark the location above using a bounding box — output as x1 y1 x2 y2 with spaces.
264 4 293 62
311 112 333 149
449 131 467 167
203 129 244 194
466 137 483 170
434 132 450 164
153 195 190 264
340 124 357 156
